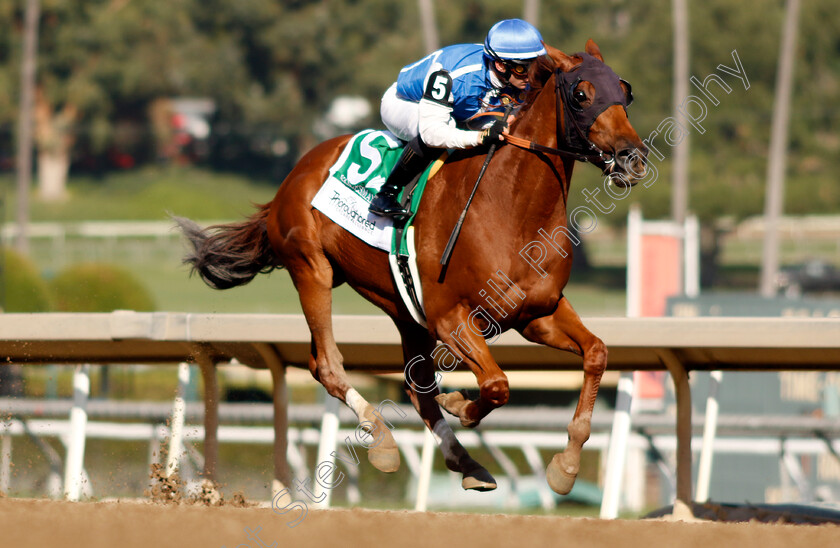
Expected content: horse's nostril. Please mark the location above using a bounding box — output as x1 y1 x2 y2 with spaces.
617 147 647 161
613 146 648 180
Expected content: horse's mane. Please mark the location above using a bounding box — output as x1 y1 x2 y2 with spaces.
526 54 558 97
520 52 582 115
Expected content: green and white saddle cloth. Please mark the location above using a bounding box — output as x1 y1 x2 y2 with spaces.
311 129 403 251
312 129 437 326
312 129 436 254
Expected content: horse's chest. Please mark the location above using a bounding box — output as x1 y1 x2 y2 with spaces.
519 282 565 316
478 271 568 327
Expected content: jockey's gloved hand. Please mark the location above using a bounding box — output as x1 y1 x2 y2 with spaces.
480 119 508 145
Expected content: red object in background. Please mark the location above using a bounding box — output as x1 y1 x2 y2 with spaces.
635 232 682 404
171 112 193 152
108 148 135 169
639 234 682 317
634 370 667 399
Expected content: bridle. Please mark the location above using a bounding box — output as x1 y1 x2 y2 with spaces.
504 53 633 171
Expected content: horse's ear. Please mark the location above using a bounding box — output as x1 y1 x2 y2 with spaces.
585 39 604 62
544 42 578 72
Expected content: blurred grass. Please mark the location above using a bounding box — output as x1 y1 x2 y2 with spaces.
130 261 381 315
22 365 182 401
2 167 279 223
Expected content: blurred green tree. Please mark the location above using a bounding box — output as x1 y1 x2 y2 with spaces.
1 0 213 199
0 246 51 396
49 262 155 312
1 246 51 312
0 0 836 225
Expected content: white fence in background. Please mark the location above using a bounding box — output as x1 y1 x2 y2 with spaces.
0 220 225 271
3 395 840 511
1 220 187 242
2 312 840 518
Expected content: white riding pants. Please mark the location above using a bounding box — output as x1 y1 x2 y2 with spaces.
380 83 420 142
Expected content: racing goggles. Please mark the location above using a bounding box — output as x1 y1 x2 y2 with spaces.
504 60 530 78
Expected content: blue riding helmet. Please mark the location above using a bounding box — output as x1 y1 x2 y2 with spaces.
483 19 546 61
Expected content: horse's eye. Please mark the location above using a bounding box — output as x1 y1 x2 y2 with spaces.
573 90 587 104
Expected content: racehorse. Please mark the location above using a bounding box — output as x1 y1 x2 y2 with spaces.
175 40 647 496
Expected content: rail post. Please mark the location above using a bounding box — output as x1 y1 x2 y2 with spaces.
166 362 190 476
63 364 90 501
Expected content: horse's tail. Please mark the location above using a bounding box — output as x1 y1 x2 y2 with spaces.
172 205 281 290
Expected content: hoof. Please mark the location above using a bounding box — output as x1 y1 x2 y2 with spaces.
361 405 400 473
434 391 467 416
545 452 578 495
367 445 400 473
434 391 479 428
461 466 497 491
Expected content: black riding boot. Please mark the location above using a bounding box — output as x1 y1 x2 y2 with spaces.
369 136 434 220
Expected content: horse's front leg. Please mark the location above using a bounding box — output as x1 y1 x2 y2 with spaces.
518 295 607 495
432 305 510 428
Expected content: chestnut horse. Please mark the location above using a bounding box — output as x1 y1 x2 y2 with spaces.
175 41 647 496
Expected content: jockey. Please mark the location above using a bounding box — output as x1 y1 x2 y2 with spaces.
369 18 546 220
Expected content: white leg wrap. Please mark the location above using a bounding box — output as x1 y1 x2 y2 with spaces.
345 388 369 420
432 419 455 446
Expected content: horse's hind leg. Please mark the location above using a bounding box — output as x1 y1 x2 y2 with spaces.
287 250 400 473
518 295 607 495
394 319 496 491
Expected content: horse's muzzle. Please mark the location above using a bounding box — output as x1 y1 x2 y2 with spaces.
609 145 648 187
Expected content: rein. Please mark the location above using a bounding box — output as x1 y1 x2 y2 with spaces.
503 67 617 167
503 134 609 164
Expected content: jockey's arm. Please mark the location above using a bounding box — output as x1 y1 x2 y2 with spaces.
417 70 483 149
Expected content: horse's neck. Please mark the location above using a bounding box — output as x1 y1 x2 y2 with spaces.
491 80 574 229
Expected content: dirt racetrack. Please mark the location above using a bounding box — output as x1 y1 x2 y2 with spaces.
1 498 839 548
